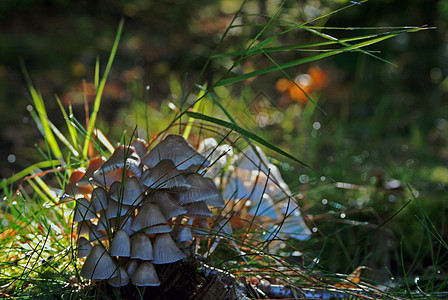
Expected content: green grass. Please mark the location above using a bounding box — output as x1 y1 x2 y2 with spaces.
0 1 445 299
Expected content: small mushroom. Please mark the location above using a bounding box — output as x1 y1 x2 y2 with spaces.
141 134 209 170
96 213 110 231
150 191 187 219
177 173 224 206
80 244 118 280
77 157 106 187
198 138 234 177
152 233 185 264
73 198 98 222
125 259 139 277
110 230 131 257
105 201 133 219
93 145 142 186
131 138 148 159
110 177 143 206
276 202 311 241
65 168 92 197
212 218 233 236
236 145 270 174
108 267 130 287
191 216 210 236
77 236 92 258
140 160 190 189
184 201 213 218
132 262 160 286
174 217 194 243
119 215 135 236
131 201 172 234
90 187 108 212
88 225 107 243
130 233 154 260
76 220 93 236
222 176 249 200
248 194 278 220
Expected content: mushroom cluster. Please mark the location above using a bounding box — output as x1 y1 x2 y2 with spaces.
66 134 226 287
199 138 311 242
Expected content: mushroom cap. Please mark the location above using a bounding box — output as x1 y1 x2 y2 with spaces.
108 267 130 287
175 225 193 242
119 215 135 236
76 220 93 236
150 191 187 219
93 145 142 186
212 218 233 236
248 194 278 220
198 139 234 177
131 138 148 159
77 236 92 258
78 157 106 186
177 173 223 206
140 160 190 189
264 164 291 200
91 187 108 212
110 230 131 257
73 198 98 222
130 233 154 260
65 168 93 196
197 137 218 157
110 177 143 206
152 233 185 264
132 262 161 286
96 213 110 231
191 216 210 236
277 202 311 241
184 201 213 217
125 260 139 277
88 225 107 243
237 145 270 173
141 134 209 170
105 201 133 219
236 166 291 201
131 201 172 234
80 244 118 280
222 176 249 200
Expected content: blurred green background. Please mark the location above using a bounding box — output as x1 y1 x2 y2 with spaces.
1 0 447 286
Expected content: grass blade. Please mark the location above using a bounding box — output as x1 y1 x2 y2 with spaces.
82 19 124 158
48 120 79 157
185 111 330 179
1 161 62 189
182 84 207 140
215 30 421 87
20 62 63 161
55 95 79 150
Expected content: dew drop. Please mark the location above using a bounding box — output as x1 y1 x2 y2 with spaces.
299 174 309 184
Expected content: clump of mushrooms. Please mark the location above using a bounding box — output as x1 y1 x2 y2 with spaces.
199 138 311 242
66 135 226 287
66 134 310 288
